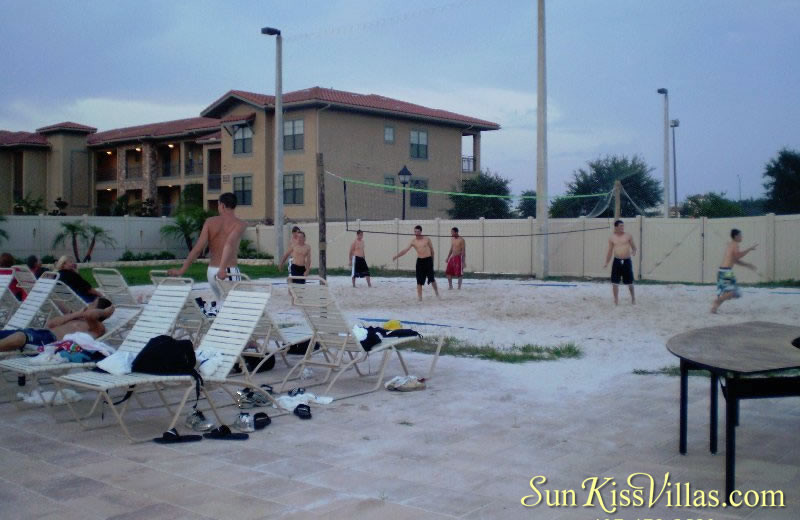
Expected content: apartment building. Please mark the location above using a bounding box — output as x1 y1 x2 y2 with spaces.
1 87 499 221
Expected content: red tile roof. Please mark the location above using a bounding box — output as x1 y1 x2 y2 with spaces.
203 87 500 130
87 117 220 146
196 130 221 143
36 121 97 134
221 112 256 124
0 130 49 148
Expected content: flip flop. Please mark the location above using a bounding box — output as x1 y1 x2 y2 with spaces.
288 387 306 397
293 404 312 420
260 384 274 394
153 428 202 444
254 412 271 430
203 424 249 440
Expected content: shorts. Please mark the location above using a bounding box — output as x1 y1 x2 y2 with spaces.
717 268 740 298
352 256 370 278
290 263 307 283
0 328 57 350
611 257 634 285
416 257 435 286
445 255 463 277
207 266 242 302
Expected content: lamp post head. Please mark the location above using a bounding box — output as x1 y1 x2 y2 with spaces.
670 119 680 128
261 27 281 36
657 88 668 95
398 165 412 185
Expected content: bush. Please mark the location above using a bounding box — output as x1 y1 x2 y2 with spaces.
118 250 177 262
238 239 273 260
41 255 56 264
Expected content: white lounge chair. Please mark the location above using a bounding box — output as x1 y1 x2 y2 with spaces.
92 268 138 306
12 264 37 294
0 273 20 327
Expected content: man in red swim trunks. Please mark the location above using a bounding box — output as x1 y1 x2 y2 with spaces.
445 227 466 290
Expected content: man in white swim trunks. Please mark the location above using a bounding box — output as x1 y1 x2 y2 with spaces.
168 192 246 303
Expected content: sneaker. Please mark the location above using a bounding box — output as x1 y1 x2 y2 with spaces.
232 412 255 433
185 410 215 432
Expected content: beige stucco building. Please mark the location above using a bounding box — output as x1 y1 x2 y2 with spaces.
1 87 499 221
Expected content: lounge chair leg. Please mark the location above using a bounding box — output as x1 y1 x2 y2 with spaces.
426 335 444 380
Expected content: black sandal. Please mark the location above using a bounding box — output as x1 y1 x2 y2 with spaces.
203 424 249 440
293 404 312 420
254 412 271 430
153 428 202 444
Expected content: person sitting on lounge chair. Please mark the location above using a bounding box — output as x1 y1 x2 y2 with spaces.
0 297 114 352
55 255 103 303
26 255 48 279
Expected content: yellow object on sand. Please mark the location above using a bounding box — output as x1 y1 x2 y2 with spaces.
382 319 403 330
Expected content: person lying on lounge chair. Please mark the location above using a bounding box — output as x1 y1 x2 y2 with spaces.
0 297 114 352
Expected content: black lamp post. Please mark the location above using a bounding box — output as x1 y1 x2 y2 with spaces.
670 119 679 213
398 165 412 220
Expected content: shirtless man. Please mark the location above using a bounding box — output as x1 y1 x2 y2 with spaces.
445 227 466 290
711 228 757 314
393 225 440 301
288 225 301 272
168 192 247 303
279 230 311 283
0 298 114 352
603 220 637 305
348 230 372 287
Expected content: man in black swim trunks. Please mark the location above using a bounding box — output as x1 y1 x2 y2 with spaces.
393 225 440 301
278 231 311 284
603 220 637 305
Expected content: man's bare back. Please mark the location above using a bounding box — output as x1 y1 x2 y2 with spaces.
206 214 246 267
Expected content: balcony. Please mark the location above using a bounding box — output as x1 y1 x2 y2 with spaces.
96 167 117 182
208 174 221 192
125 166 142 179
185 159 203 177
158 162 179 178
462 156 476 173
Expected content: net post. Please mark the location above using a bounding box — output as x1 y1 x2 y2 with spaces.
614 180 622 219
394 218 400 270
528 216 535 276
435 217 441 270
317 152 326 280
480 217 485 272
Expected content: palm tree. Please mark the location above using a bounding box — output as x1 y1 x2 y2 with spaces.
83 225 117 262
52 221 89 260
160 206 215 252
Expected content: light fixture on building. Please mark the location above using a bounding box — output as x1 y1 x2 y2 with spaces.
168 143 174 148
105 150 112 155
168 185 173 188
135 147 141 152
106 188 112 191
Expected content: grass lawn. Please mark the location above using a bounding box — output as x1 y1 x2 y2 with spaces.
79 264 286 287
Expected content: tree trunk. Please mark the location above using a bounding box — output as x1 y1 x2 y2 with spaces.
71 235 81 261
83 237 97 263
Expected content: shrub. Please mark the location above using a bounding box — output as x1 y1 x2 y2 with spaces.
41 255 56 264
238 239 273 260
118 250 177 262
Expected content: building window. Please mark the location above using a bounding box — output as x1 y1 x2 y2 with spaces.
384 175 395 193
233 175 252 205
283 119 304 151
233 126 253 154
284 173 304 205
410 130 428 159
384 125 395 144
410 178 428 208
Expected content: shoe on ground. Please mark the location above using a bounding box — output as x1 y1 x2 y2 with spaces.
185 410 215 432
232 412 255 433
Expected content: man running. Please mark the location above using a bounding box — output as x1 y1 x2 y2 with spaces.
348 230 372 288
279 230 311 283
168 192 246 303
0 298 114 352
711 228 757 314
393 225 440 301
445 227 466 290
603 220 637 305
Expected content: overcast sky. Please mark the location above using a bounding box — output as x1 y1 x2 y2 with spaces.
1 0 797 201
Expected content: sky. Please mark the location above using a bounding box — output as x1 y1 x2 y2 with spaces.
1 0 798 201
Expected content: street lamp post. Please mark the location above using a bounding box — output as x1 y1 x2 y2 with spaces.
261 26 284 261
670 119 679 214
398 165 412 220
657 88 670 218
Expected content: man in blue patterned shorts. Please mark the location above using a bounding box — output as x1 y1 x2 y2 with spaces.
711 228 757 314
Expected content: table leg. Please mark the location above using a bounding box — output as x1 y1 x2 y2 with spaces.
725 376 737 500
710 373 718 454
680 359 688 454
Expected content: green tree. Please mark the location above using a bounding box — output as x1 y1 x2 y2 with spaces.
516 190 537 218
680 192 744 218
763 148 800 214
738 197 767 216
160 206 216 251
549 155 662 218
52 221 89 260
447 170 513 219
83 225 117 262
13 193 46 215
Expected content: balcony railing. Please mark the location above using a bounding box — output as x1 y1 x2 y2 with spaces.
158 162 179 177
96 167 117 182
125 165 143 179
185 159 204 176
462 156 475 173
208 174 221 192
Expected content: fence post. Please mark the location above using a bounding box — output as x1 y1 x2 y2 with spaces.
38 214 45 258
765 213 776 282
395 218 400 270
435 217 441 270
579 216 586 278
614 180 622 219
317 152 327 280
700 217 707 283
480 217 485 272
636 215 643 280
528 216 534 276
123 214 130 256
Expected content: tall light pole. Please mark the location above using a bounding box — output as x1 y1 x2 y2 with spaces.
262 26 284 261
670 119 679 213
657 88 670 217
398 165 411 220
536 0 549 278
737 174 742 201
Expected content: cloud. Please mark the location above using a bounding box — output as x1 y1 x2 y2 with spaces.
1 97 206 131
